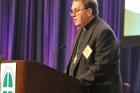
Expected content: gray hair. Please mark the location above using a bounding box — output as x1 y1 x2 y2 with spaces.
73 0 99 16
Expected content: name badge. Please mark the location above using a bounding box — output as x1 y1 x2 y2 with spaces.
83 45 92 59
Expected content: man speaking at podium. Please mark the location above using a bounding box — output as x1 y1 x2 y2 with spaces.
65 0 122 93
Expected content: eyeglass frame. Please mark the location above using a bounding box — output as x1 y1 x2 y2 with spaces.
70 8 87 16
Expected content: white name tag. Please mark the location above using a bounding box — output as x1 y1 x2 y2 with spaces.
83 45 92 59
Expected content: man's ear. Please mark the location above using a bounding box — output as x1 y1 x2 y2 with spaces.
87 8 93 16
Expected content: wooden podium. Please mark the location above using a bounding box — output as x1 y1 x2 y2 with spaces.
0 60 81 93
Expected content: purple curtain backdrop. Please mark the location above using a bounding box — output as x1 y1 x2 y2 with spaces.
0 0 140 93
0 0 76 70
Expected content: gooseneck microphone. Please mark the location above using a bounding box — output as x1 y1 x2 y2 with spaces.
57 45 67 49
45 44 67 63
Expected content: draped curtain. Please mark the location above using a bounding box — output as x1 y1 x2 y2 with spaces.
0 0 140 93
0 0 76 71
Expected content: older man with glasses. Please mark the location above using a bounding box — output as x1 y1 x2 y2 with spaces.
65 0 123 93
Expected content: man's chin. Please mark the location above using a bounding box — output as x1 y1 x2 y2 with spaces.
74 23 80 27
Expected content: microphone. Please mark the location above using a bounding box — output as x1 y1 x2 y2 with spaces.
56 45 66 49
45 44 67 63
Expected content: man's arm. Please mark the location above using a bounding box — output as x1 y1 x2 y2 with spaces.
79 29 118 86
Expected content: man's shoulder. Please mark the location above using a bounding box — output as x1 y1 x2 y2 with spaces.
93 17 113 33
96 17 112 29
90 17 116 38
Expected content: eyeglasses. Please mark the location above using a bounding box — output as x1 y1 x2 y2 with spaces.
70 8 86 16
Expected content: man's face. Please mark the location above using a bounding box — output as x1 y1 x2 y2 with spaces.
71 1 90 28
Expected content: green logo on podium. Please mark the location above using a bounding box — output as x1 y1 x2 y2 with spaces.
0 63 16 93
2 72 13 93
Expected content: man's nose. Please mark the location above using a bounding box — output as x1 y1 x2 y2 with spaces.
71 13 75 17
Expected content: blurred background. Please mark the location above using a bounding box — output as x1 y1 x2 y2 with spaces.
0 0 140 93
